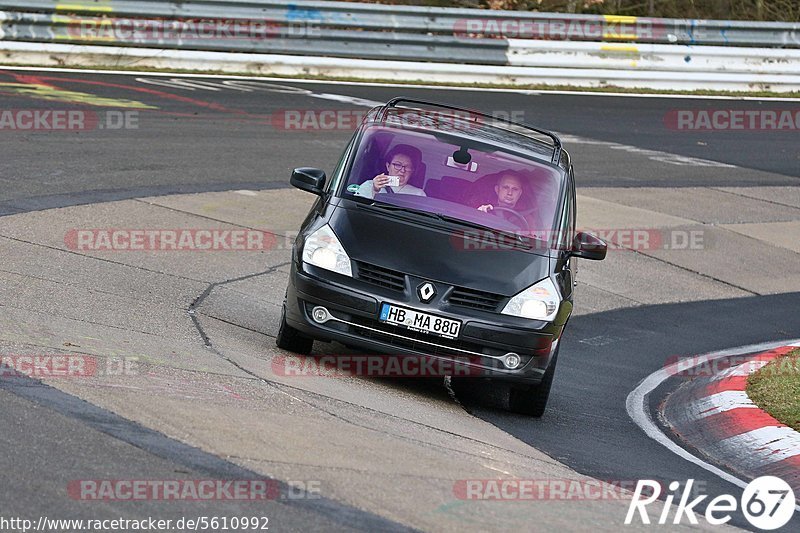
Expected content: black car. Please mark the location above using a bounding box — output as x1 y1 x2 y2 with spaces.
277 98 606 416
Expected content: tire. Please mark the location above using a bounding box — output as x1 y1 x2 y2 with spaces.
507 347 559 417
276 305 313 355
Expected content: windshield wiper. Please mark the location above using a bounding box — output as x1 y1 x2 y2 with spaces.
360 202 532 250
433 213 533 249
359 201 443 221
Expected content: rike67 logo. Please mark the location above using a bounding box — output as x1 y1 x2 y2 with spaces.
626 477 795 530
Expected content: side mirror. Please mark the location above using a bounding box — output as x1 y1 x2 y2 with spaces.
291 167 327 195
571 231 607 260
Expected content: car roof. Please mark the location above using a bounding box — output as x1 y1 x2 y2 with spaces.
363 98 569 171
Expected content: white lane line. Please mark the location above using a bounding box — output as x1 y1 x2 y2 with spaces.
712 427 800 468
134 78 378 113
482 463 515 476
5 65 800 101
626 339 800 511
558 134 735 168
309 93 384 108
687 390 757 421
136 77 316 95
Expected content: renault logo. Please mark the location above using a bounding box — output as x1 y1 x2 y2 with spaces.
417 282 436 303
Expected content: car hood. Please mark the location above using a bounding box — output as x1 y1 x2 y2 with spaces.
331 203 552 296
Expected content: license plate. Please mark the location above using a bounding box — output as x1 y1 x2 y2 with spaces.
379 303 461 339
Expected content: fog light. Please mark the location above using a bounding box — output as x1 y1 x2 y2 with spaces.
503 353 521 370
312 306 330 323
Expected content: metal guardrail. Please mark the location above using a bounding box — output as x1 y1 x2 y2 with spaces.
0 0 799 65
507 40 800 74
0 0 798 91
2 0 800 46
0 10 509 65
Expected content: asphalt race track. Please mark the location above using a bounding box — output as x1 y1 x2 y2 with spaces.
1 69 797 216
1 68 799 532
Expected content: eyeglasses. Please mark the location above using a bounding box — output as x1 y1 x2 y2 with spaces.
390 162 413 173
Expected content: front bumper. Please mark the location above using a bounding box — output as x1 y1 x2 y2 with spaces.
283 263 563 384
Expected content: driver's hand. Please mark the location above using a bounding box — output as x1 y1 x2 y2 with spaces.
477 204 493 213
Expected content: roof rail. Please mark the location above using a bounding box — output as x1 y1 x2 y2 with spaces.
381 97 563 165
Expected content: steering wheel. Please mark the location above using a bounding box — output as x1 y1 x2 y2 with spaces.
489 207 530 231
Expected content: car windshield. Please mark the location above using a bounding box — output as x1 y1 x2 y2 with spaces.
340 125 564 244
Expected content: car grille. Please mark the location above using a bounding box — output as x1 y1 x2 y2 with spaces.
354 261 406 292
448 287 506 312
355 261 505 312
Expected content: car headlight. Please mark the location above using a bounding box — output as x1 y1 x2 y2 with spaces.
501 277 560 321
302 224 353 277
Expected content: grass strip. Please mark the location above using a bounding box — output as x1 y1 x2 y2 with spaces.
747 348 800 431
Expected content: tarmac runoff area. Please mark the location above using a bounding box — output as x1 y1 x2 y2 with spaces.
1 184 799 531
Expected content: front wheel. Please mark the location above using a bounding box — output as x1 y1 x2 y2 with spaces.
276 305 313 354
507 346 559 417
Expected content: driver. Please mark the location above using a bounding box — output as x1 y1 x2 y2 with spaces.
477 172 525 215
476 171 547 239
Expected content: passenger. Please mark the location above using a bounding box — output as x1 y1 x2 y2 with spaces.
356 144 426 199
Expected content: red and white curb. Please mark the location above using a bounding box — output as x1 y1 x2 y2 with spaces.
663 344 800 489
627 339 800 511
